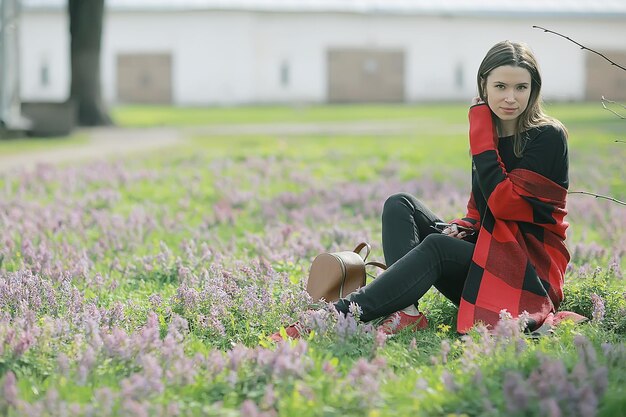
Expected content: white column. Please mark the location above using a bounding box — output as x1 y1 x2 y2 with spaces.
0 0 31 132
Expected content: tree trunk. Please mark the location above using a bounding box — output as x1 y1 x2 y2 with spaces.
68 0 112 126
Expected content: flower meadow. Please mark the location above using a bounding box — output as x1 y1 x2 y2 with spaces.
1 104 625 416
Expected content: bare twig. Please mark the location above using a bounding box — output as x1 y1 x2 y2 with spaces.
616 140 626 144
601 96 626 119
533 26 626 72
602 97 626 109
569 191 626 206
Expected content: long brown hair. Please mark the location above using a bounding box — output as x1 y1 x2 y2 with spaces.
477 41 567 157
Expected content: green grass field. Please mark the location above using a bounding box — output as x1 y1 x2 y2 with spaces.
0 103 624 416
110 102 622 128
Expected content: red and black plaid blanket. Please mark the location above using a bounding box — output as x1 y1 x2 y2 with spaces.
455 104 570 333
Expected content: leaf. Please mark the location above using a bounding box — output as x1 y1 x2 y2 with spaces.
258 336 272 348
279 326 288 340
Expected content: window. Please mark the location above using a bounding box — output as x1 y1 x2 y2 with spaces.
455 63 464 89
280 61 289 88
40 61 50 87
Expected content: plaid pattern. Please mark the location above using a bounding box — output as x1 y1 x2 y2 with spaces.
456 104 570 333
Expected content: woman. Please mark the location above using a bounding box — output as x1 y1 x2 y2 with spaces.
272 40 572 340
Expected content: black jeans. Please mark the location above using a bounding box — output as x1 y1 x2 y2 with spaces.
334 193 475 322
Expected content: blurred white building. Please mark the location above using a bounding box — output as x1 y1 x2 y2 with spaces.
20 0 626 106
1 0 32 131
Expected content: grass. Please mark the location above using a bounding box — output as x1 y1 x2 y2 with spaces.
0 134 89 156
111 101 622 128
111 103 464 127
2 102 621 155
0 103 624 416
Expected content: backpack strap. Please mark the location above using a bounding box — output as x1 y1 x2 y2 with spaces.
352 242 371 261
365 261 387 279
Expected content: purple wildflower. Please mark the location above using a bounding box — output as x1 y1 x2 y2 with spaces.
166 402 181 416
335 311 359 341
347 357 386 407
503 372 531 412
57 352 70 376
348 302 363 320
441 371 458 392
240 400 262 417
148 294 163 309
374 330 387 350
228 344 249 371
540 398 562 417
607 254 623 279
590 293 605 322
94 387 115 415
167 313 189 342
3 371 18 407
440 340 451 364
302 308 331 335
122 399 149 417
262 384 276 409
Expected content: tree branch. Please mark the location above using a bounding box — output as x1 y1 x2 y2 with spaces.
601 96 626 119
616 140 625 144
568 191 626 206
602 97 626 109
533 26 626 72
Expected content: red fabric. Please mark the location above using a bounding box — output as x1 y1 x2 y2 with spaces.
457 104 570 333
469 104 499 156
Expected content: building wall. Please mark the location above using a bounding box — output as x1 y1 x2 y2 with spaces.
586 50 626 101
20 10 69 102
19 9 626 105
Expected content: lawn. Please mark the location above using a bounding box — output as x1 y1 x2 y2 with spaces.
0 134 89 156
110 102 622 128
0 103 624 416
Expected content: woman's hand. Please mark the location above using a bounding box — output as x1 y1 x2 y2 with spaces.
471 96 485 106
442 224 468 239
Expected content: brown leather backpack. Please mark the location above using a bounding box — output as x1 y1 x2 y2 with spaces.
306 242 387 302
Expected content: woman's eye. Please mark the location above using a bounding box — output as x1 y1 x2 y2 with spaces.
495 85 505 89
517 85 528 90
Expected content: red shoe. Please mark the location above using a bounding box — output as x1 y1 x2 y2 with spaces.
269 322 309 342
378 311 428 335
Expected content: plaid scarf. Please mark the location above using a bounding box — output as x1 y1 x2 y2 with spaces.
456 104 570 333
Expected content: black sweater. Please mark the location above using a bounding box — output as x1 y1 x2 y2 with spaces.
496 125 569 190
461 123 569 234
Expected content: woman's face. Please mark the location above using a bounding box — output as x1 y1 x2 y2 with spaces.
484 65 532 127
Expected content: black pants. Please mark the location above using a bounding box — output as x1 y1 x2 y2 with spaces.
334 193 475 322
